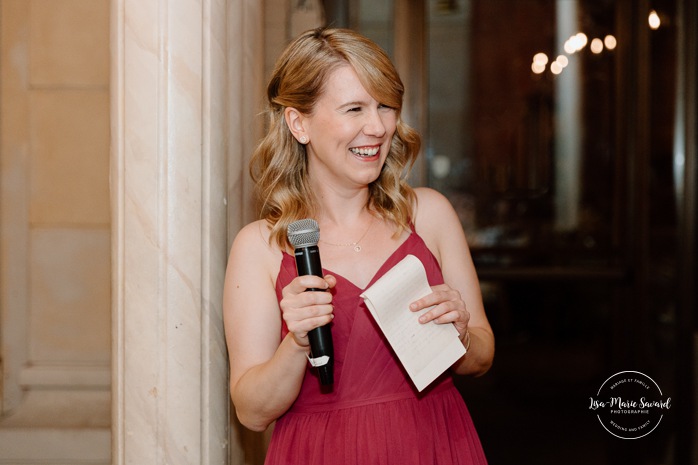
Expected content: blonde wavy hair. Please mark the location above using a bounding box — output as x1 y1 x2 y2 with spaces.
250 27 421 250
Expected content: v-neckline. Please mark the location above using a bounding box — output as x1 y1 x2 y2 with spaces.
283 233 415 292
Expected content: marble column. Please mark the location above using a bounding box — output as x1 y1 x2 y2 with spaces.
110 0 262 463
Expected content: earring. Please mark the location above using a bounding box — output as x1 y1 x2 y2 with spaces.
300 136 308 144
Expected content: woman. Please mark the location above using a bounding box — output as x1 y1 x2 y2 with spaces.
223 27 494 464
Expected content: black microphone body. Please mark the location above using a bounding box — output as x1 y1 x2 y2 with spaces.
287 219 334 386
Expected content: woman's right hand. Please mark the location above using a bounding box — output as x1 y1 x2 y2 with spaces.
280 274 337 348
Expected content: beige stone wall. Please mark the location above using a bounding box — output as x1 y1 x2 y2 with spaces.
0 0 111 462
0 0 327 463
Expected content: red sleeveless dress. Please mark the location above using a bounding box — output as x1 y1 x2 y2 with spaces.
265 232 488 465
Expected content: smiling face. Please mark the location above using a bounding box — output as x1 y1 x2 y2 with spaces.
296 65 398 191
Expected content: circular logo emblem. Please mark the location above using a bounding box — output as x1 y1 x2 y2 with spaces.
589 371 671 439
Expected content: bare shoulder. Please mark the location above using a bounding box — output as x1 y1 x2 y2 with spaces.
413 187 466 263
227 219 282 287
413 187 461 234
232 219 275 251
414 187 455 218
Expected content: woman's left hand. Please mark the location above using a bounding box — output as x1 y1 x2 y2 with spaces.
409 284 470 341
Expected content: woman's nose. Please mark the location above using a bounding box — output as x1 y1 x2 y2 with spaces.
363 109 387 137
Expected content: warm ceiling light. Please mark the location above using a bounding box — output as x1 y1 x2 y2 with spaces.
575 32 588 50
590 38 604 54
533 52 549 65
649 10 661 29
604 35 617 50
531 62 546 74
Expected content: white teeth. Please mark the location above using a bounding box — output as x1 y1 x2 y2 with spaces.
350 147 379 156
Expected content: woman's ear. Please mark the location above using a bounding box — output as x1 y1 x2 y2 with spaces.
284 107 309 144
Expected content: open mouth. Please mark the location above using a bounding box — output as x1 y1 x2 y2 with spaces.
349 146 380 157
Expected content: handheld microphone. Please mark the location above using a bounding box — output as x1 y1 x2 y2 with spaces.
287 219 334 385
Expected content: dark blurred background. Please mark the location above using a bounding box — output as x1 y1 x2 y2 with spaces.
324 0 696 463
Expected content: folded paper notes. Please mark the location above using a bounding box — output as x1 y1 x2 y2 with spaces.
360 254 466 391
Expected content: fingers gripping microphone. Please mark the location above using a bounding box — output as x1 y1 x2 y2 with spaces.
287 219 334 385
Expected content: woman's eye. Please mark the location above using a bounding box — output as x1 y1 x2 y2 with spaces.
348 107 361 112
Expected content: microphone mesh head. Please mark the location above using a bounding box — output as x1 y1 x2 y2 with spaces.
287 218 320 248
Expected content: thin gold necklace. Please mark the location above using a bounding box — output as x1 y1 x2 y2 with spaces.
320 215 374 252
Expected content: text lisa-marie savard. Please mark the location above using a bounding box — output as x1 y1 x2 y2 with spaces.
589 397 671 412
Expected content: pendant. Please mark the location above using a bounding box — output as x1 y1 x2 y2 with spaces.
353 244 362 252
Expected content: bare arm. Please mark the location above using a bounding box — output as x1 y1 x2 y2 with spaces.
223 221 335 431
412 188 495 377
